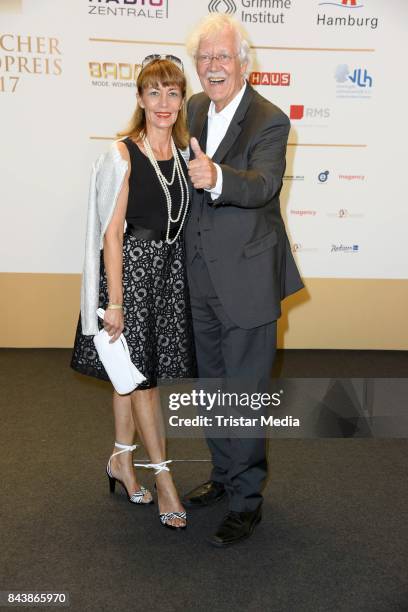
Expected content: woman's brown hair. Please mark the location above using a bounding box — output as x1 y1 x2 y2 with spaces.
117 59 189 149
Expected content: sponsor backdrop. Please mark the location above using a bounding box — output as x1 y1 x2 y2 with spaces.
1 0 407 348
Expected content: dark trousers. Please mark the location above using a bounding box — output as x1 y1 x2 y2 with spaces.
187 253 277 512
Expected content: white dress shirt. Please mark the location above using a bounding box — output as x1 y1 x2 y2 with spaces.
205 81 247 200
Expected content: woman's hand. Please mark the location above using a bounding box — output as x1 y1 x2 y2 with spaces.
103 308 124 343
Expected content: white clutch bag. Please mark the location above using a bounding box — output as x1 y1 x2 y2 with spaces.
93 308 146 395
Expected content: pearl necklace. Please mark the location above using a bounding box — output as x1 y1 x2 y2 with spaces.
142 136 189 245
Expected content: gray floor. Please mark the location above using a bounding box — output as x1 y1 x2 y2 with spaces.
0 349 407 612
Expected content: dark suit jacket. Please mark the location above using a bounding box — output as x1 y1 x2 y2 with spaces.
185 83 304 329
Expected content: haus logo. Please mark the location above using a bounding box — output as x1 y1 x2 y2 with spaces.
316 0 378 29
290 105 330 121
335 64 373 99
249 71 290 87
209 0 293 25
88 0 169 19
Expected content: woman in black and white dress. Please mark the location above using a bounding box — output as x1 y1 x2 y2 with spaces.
71 57 196 529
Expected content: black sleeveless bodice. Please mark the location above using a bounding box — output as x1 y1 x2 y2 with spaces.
122 137 188 233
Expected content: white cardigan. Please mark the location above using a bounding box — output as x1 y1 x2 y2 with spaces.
80 142 128 335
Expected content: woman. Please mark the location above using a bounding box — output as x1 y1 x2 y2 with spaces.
71 56 196 529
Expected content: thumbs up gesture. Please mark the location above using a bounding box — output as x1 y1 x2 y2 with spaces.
188 137 217 190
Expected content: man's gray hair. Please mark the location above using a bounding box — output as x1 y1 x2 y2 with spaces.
186 14 251 66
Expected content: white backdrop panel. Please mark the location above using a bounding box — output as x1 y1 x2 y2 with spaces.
0 0 407 278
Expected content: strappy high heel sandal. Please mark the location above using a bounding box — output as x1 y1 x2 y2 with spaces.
107 442 153 505
133 459 187 530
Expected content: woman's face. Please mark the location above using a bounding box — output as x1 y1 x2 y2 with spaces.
138 83 183 131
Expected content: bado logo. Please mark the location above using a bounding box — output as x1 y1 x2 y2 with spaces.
290 105 330 120
208 0 237 14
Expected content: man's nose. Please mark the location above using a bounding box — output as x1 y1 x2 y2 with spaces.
209 55 221 69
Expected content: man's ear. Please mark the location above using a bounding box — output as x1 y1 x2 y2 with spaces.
240 62 248 78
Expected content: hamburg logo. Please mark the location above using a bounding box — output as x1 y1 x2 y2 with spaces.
318 0 364 7
208 0 237 14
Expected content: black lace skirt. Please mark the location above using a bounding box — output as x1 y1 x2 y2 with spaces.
71 233 197 389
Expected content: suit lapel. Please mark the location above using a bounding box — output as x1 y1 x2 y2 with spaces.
191 101 210 153
212 83 254 164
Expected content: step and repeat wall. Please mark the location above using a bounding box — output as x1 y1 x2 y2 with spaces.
1 0 407 348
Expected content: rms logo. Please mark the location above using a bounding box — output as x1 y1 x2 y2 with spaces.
290 105 330 120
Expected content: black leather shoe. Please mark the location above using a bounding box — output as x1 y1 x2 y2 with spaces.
182 480 226 508
208 505 262 547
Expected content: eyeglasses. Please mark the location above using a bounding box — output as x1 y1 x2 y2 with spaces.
195 53 239 66
141 54 184 72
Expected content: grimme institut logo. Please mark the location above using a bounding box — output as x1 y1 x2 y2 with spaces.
317 0 378 29
88 0 169 19
209 0 293 25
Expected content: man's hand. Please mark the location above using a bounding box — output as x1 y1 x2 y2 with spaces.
188 137 217 190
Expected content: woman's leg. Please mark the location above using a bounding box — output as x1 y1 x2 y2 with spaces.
108 390 152 502
131 387 186 527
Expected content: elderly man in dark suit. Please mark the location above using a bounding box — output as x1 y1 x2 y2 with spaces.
183 14 303 547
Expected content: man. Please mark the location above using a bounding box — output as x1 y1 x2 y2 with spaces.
183 14 303 547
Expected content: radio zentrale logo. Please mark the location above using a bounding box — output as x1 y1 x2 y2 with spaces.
88 0 169 19
316 0 378 29
209 0 293 25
